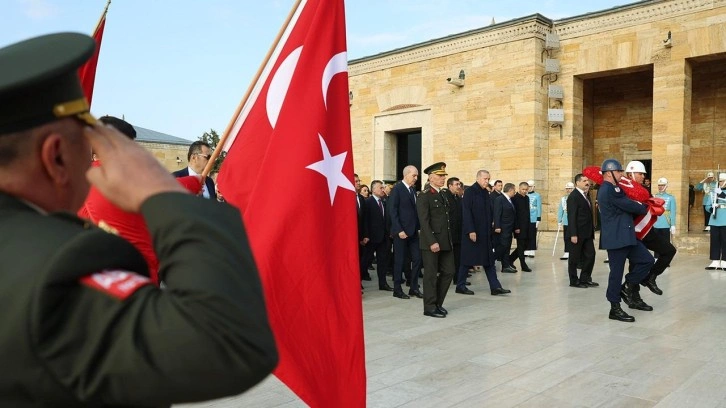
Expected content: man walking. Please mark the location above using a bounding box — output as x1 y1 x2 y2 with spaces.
388 165 423 299
493 183 518 273
566 174 598 288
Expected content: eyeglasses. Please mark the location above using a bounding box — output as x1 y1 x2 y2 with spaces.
194 153 212 160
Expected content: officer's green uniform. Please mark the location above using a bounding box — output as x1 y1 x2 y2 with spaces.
417 162 456 315
0 33 277 407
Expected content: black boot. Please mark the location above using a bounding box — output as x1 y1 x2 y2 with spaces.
609 302 635 322
620 282 636 307
641 273 662 296
629 284 653 311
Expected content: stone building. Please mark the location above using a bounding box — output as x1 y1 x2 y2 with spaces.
135 125 192 172
348 0 726 235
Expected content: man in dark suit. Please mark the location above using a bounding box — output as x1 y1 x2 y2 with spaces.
510 182 532 272
417 163 456 318
0 33 277 405
353 174 371 281
441 177 463 275
362 180 393 291
490 179 503 199
458 170 510 296
172 141 217 200
566 174 598 288
388 165 423 299
493 183 518 273
597 159 653 322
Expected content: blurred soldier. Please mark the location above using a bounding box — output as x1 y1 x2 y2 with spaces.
417 163 456 317
652 177 677 259
557 182 575 260
0 33 277 406
696 172 717 231
624 161 676 296
598 159 653 322
524 179 542 257
705 173 726 270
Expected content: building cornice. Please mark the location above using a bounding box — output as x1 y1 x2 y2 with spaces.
349 0 723 76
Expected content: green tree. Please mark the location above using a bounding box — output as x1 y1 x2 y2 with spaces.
198 129 226 174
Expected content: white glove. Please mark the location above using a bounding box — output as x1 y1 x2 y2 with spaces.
716 187 722 195
558 223 563 228
670 226 676 235
536 221 540 228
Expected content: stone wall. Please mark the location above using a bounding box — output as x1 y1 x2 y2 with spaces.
139 142 190 172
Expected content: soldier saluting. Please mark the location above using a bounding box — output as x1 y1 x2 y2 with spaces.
0 33 277 406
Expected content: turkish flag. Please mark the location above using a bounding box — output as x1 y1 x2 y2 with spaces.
78 10 107 105
217 0 366 406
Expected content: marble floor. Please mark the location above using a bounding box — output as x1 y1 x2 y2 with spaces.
178 249 726 408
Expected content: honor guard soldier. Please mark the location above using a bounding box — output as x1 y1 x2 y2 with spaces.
696 172 718 231
525 179 542 257
0 33 277 406
417 162 456 317
706 173 726 270
653 177 677 257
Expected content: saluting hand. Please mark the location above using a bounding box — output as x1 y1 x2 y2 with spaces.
84 123 187 213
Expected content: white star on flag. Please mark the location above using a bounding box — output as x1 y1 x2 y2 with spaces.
306 134 355 205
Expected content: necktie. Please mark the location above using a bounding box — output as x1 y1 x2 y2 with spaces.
583 193 591 207
409 186 416 202
377 198 384 215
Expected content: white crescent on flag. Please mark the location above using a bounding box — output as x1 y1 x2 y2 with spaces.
322 52 347 110
267 46 303 129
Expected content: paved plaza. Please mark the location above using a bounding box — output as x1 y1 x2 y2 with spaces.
179 245 726 408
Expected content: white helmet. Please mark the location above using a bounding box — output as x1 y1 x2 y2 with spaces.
707 171 714 178
565 182 574 189
527 179 535 186
720 173 726 181
657 177 668 185
625 161 646 174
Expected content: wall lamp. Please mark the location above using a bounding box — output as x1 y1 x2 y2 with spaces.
447 69 465 87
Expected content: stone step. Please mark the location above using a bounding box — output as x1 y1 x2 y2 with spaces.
535 230 711 256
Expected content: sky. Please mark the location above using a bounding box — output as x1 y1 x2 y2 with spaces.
1 0 633 141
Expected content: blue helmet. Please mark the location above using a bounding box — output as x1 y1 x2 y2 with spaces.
601 159 623 172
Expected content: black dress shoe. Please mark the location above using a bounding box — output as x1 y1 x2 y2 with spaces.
379 284 394 292
437 305 448 315
569 282 588 288
408 289 423 298
393 291 410 299
456 287 475 295
609 302 635 322
465 281 472 286
491 287 511 295
361 275 372 281
584 281 599 287
423 310 446 318
502 267 517 273
641 275 662 295
521 266 532 272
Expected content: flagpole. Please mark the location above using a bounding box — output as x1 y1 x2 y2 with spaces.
93 0 112 36
202 0 304 178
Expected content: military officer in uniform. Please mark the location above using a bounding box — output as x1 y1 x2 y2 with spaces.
0 33 277 406
557 182 575 260
652 177 677 260
696 172 718 231
597 159 653 322
417 163 456 317
525 179 542 257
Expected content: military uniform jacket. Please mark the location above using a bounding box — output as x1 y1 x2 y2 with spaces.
557 196 568 226
596 181 648 250
527 191 542 223
417 188 453 251
653 192 676 229
708 190 726 227
0 192 277 407
695 181 717 207
440 189 462 244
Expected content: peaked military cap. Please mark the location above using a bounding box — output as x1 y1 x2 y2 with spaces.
423 162 447 176
0 32 97 134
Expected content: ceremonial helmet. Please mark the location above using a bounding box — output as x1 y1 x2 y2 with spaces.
625 161 647 174
601 159 623 172
565 182 574 189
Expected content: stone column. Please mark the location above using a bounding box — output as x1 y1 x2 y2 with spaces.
651 59 692 234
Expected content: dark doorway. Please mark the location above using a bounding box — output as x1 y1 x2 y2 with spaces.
395 129 422 191
641 159 653 193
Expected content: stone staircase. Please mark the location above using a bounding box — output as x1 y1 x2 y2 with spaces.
535 230 711 256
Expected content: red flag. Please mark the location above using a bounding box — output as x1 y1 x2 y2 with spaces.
78 5 108 105
217 0 366 406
